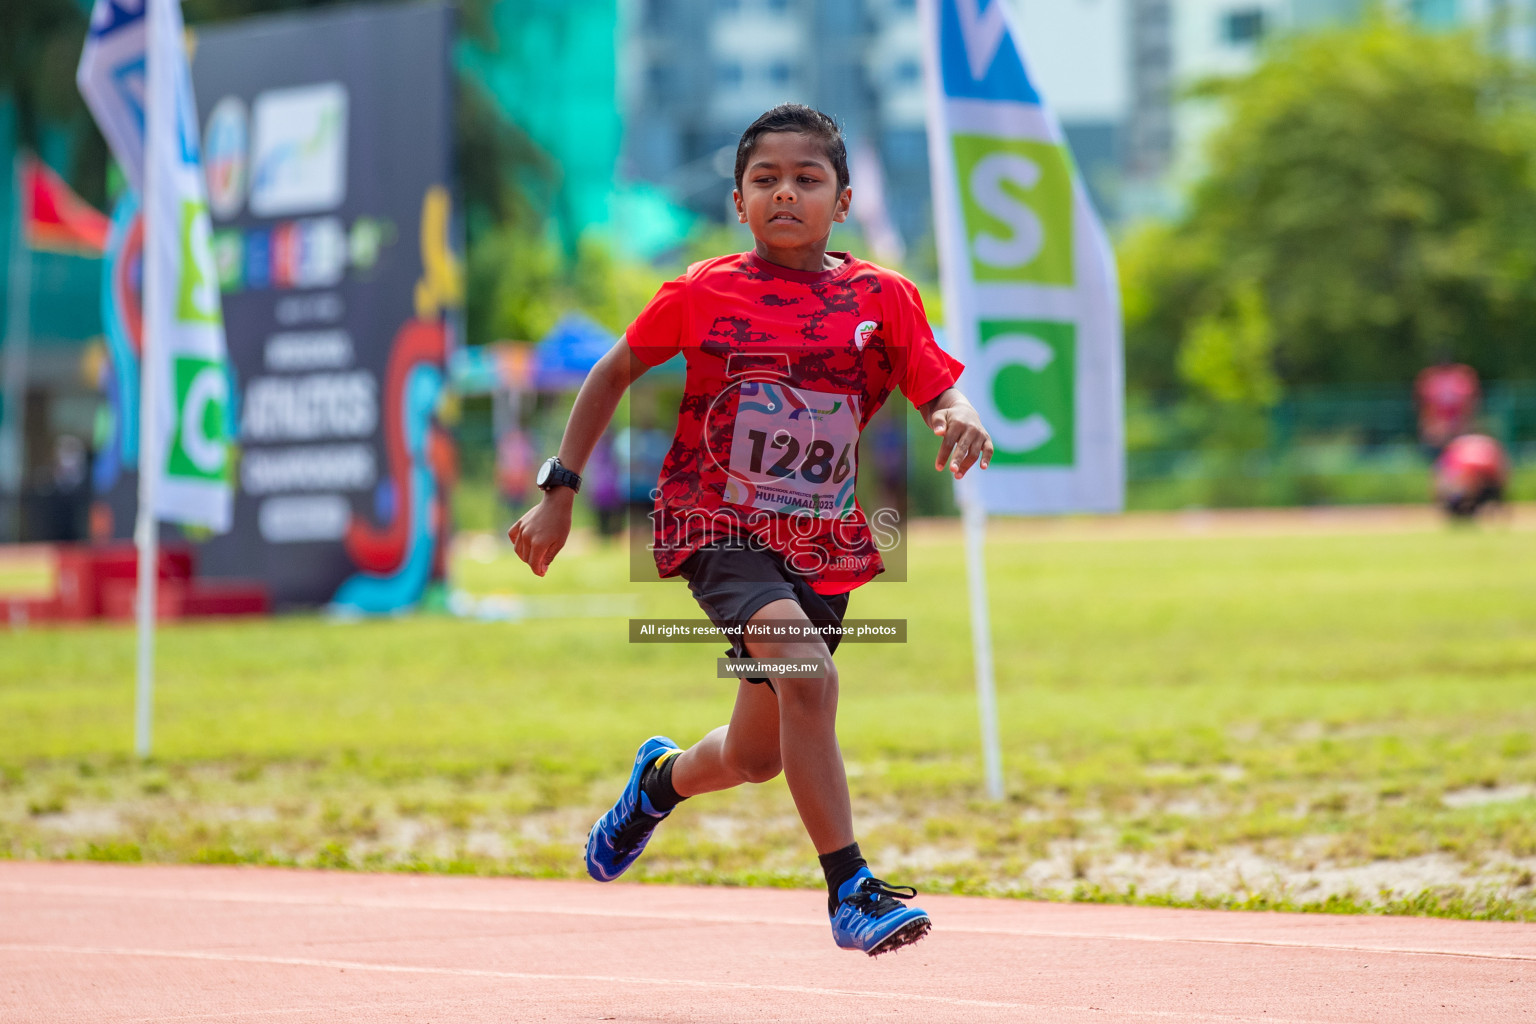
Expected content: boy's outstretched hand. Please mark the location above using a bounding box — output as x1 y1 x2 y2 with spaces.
507 490 574 577
929 395 994 479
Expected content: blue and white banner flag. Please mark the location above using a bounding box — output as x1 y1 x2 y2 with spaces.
921 0 1124 514
77 0 148 195
80 0 233 532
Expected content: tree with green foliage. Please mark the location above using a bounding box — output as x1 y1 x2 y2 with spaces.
1124 18 1536 400
468 227 669 345
1 0 108 204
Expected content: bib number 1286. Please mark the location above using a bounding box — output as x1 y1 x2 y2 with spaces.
743 431 854 485
720 382 861 518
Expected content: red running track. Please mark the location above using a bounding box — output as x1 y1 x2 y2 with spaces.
1 861 1532 1023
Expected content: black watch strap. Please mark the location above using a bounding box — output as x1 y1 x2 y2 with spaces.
537 456 582 493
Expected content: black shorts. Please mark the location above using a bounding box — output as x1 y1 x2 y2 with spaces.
678 541 851 684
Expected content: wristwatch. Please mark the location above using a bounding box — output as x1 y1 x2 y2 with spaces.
536 456 582 494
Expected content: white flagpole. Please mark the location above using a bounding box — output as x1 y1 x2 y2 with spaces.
959 475 1004 800
134 330 159 759
3 154 33 542
134 0 167 761
921 0 1005 799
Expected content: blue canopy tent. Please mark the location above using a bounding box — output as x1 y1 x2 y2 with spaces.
531 313 682 390
532 313 614 391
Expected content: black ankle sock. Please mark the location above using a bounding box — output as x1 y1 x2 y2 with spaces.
639 750 684 814
819 841 867 915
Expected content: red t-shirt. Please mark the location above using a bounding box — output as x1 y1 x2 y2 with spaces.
1414 363 1480 442
1437 434 1508 488
626 251 964 594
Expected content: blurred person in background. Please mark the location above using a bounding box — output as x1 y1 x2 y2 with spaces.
870 413 906 518
496 426 536 514
32 435 90 542
616 423 670 515
1434 433 1509 520
1415 355 1481 456
587 429 624 539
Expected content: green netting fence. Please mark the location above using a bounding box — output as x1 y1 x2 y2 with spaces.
1123 382 1536 510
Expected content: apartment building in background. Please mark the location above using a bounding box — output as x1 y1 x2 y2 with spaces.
621 0 1536 244
1126 0 1536 215
622 0 918 238
621 0 1130 252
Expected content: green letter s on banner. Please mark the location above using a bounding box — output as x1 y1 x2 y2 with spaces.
953 135 1074 287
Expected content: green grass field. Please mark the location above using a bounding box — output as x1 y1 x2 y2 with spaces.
3 512 1535 920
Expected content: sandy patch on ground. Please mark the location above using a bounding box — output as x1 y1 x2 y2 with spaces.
1442 784 1536 808
1066 845 1536 904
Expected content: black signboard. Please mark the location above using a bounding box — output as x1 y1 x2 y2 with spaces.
96 1 459 610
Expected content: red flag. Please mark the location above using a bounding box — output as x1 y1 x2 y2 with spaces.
22 155 110 255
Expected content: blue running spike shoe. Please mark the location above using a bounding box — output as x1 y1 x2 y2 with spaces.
585 735 682 882
830 868 932 956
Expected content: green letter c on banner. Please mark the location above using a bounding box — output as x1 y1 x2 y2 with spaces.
167 357 230 481
976 333 1054 453
975 319 1076 466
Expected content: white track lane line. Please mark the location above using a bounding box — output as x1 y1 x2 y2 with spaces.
3 880 1534 964
0 943 1346 1024
117 1001 432 1023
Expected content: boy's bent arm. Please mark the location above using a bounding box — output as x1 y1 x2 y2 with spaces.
919 387 994 479
508 338 652 576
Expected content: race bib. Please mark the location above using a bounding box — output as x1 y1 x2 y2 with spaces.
719 381 861 519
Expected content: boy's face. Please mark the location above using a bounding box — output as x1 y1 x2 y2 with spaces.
733 131 851 252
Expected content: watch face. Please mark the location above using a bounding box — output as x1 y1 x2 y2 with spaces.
536 460 553 487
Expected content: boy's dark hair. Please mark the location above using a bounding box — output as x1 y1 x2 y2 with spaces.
734 104 850 195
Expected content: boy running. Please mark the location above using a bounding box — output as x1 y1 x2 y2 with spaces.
508 104 994 956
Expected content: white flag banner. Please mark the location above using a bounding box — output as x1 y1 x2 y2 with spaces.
77 0 148 196
79 0 233 532
921 0 1124 514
